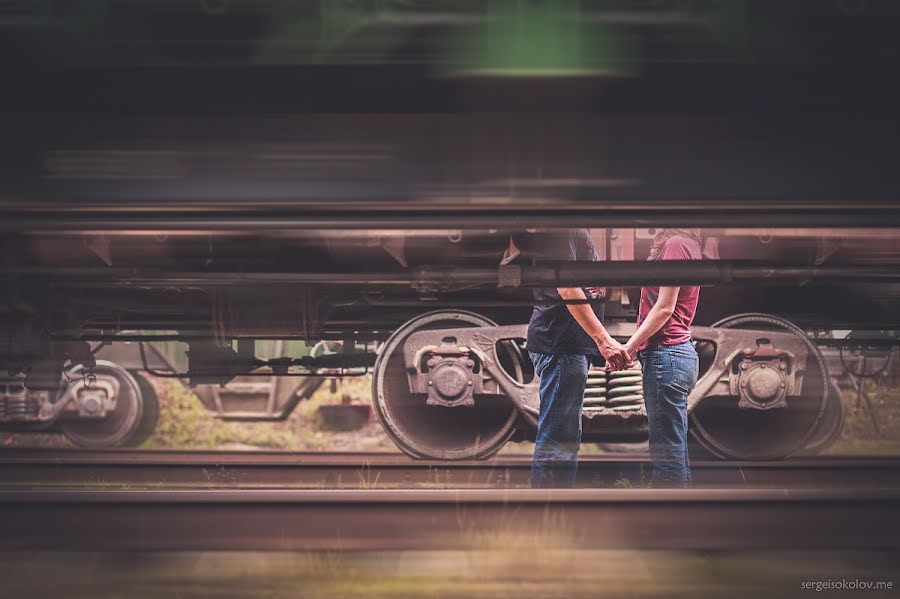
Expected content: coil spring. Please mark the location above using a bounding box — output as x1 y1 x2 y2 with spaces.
0 380 34 420
583 364 644 411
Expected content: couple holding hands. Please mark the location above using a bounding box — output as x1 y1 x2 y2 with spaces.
526 228 702 488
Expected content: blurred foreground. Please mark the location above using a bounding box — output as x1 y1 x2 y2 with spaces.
3 548 896 599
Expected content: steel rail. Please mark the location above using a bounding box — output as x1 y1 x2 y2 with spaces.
0 487 898 551
5 260 900 287
5 205 900 230
1 449 899 489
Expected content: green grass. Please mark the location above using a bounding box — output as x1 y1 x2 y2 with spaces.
4 375 396 453
826 381 900 456
143 375 396 451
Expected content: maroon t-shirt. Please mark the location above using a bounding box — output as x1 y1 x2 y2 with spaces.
636 235 702 351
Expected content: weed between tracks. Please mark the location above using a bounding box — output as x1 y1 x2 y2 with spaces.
355 460 381 489
612 465 651 489
426 466 453 487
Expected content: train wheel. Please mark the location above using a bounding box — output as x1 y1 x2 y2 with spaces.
689 314 829 460
373 311 519 460
125 374 160 447
60 361 143 448
801 380 846 455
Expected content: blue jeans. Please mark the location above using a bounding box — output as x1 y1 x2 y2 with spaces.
528 352 589 488
639 341 699 488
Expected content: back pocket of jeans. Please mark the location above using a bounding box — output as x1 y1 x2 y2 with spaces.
666 352 697 395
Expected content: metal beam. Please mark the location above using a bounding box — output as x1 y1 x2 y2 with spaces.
0 488 898 551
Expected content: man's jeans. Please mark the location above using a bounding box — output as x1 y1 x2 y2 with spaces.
638 341 699 488
528 352 589 488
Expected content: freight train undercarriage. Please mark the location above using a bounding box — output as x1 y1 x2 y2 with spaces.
3 227 890 459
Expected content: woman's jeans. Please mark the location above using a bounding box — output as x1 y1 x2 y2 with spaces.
528 352 589 488
638 341 699 488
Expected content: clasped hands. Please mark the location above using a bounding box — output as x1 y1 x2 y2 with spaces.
596 335 637 372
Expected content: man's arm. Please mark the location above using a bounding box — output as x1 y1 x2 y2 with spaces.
557 287 629 370
624 286 680 359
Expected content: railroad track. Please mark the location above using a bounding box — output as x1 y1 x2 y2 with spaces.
1 487 898 552
3 451 899 552
2 449 899 489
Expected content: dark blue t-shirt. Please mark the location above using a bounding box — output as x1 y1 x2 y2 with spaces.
523 229 604 355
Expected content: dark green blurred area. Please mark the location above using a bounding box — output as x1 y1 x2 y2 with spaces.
4 0 899 73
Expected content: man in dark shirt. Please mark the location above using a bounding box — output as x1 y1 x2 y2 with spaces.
523 229 629 487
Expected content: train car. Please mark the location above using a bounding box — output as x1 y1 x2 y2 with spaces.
2 2 899 455
2 226 896 457
0 342 165 448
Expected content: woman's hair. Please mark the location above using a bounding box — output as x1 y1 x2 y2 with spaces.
649 228 703 260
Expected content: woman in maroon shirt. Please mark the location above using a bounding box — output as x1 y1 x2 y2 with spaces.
624 229 702 488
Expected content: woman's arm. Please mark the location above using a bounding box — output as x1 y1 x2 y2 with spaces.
624 286 680 360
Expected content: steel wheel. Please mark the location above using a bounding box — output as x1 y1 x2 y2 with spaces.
373 311 520 460
125 374 160 447
60 361 143 448
689 314 829 460
801 380 846 455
